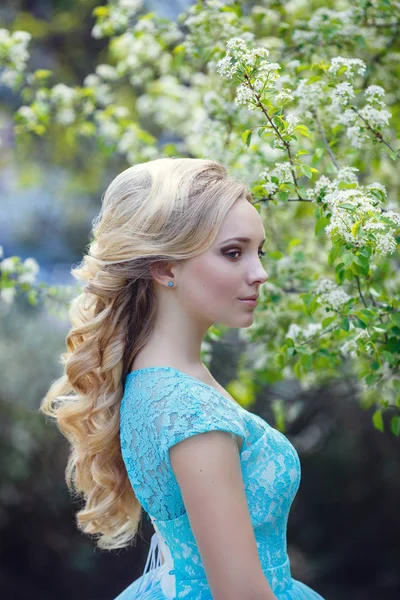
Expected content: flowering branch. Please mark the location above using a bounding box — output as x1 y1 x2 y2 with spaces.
350 106 400 158
313 110 340 171
243 73 303 199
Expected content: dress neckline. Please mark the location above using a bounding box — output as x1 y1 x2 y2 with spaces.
125 365 242 409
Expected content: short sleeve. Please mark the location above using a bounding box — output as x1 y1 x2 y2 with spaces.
153 377 247 469
120 368 247 520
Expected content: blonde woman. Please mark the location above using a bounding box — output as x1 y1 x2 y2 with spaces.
41 157 325 600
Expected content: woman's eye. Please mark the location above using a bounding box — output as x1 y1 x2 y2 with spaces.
225 249 266 259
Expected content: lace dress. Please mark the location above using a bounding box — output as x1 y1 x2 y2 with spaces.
115 366 325 600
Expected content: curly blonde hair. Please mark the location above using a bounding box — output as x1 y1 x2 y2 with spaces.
40 157 253 550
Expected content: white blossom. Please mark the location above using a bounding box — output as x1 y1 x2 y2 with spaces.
1 258 17 272
358 105 391 128
16 105 37 124
285 112 299 133
331 82 355 107
328 57 366 78
363 222 386 232
302 323 323 338
96 64 119 81
285 323 302 341
374 233 397 256
273 162 295 183
20 257 39 284
315 279 351 309
293 79 324 112
365 85 385 100
0 288 16 304
308 175 334 199
336 167 359 183
55 107 75 125
0 69 19 87
235 83 256 109
277 87 294 103
113 106 130 119
263 181 278 195
384 211 400 227
50 83 77 104
217 37 279 84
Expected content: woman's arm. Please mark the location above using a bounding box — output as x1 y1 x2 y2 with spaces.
170 429 278 600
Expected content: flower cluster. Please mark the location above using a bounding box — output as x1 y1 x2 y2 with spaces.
109 16 181 86
340 329 370 358
185 0 244 62
0 254 40 305
310 170 399 256
315 278 351 310
91 0 143 39
328 57 366 78
285 322 323 342
260 162 295 194
216 37 282 111
0 29 31 89
331 80 391 149
292 7 362 46
292 79 324 118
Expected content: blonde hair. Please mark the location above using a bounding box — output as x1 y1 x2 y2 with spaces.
40 157 253 550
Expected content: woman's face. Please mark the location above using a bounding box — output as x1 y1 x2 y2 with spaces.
176 196 268 328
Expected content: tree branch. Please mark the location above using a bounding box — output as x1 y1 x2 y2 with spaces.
313 109 340 170
244 73 303 199
351 106 400 158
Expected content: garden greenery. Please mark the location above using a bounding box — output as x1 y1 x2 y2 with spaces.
1 0 399 434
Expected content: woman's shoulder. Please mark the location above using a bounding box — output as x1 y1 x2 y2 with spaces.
123 365 243 412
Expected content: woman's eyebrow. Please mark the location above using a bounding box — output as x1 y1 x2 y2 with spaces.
218 236 266 245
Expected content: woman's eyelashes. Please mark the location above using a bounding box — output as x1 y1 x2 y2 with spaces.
223 248 266 260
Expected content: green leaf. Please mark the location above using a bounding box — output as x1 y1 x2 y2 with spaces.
338 182 357 190
271 398 286 432
93 5 110 16
353 316 368 329
340 317 350 331
293 360 302 379
241 129 252 147
391 313 400 327
338 203 356 211
328 243 344 266
294 124 315 140
315 216 330 236
306 75 322 84
372 409 384 432
391 416 400 437
381 350 395 365
322 316 336 328
277 191 289 202
299 163 313 178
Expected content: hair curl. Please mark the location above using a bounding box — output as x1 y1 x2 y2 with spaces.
40 157 253 550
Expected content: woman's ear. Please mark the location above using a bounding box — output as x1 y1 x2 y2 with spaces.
150 260 178 288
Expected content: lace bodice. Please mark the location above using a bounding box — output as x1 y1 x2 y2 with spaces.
117 366 324 600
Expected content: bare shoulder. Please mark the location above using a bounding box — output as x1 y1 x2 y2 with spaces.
169 431 274 600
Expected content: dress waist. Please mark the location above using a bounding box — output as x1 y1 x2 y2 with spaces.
131 530 292 599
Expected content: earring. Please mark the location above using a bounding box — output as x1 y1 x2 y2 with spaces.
167 281 174 287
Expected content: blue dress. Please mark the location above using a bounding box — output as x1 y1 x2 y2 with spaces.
115 366 325 600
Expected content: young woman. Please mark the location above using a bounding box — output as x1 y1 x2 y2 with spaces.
41 157 325 600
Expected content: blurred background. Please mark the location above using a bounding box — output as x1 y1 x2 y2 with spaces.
1 1 399 599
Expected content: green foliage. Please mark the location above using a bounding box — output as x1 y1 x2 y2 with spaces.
1 0 400 433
